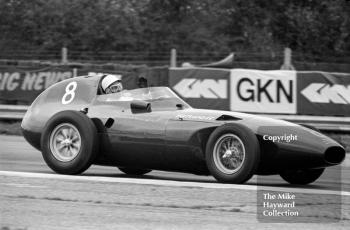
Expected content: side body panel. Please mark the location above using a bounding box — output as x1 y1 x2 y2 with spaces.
87 99 222 173
163 120 218 174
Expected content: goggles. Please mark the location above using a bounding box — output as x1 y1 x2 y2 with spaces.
107 81 123 93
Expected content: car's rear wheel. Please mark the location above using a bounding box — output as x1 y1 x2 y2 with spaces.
280 168 325 185
41 110 99 174
205 123 260 184
118 167 152 175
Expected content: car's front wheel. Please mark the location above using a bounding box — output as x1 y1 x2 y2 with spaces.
205 123 260 184
41 110 99 174
280 168 325 185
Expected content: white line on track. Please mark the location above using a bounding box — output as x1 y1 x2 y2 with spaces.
0 170 349 196
0 182 47 188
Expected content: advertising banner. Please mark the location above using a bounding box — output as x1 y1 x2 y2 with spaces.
170 68 350 116
2 65 349 117
230 69 297 114
297 72 350 116
169 67 231 110
0 66 147 104
0 66 77 103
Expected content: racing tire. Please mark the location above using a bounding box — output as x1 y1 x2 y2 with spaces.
41 110 99 175
118 167 152 175
280 168 325 185
205 123 260 184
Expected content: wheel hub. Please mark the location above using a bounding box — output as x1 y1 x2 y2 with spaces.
213 134 246 174
61 139 72 146
223 149 232 158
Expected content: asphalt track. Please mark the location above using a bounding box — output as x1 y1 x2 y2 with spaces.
1 135 350 229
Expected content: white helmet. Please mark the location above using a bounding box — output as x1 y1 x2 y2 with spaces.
101 74 123 93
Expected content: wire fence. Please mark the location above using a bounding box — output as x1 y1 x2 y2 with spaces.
0 50 281 64
0 49 349 69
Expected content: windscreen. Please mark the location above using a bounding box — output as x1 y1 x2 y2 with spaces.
103 87 191 110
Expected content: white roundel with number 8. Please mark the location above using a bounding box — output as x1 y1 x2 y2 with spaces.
62 81 77 105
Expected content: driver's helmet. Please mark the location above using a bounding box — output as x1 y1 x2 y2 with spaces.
101 74 123 94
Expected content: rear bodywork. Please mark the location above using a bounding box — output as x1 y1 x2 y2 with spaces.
21 75 346 176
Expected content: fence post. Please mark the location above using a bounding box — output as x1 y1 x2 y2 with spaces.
61 47 68 64
280 47 295 70
170 48 177 67
73 68 77 77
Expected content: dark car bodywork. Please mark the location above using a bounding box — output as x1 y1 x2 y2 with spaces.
21 75 346 176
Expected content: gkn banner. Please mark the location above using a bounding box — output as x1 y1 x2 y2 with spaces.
297 72 350 116
170 68 349 116
230 69 296 114
169 68 230 110
170 68 297 114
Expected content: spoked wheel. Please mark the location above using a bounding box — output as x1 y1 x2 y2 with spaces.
41 110 99 174
206 123 260 184
280 168 325 185
212 134 246 175
49 123 82 162
118 167 152 176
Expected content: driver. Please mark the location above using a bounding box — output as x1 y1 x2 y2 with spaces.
101 74 123 94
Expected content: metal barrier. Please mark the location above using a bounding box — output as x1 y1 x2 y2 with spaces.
0 104 349 132
262 114 350 132
0 105 28 120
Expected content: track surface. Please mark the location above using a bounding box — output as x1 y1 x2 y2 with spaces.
1 135 350 229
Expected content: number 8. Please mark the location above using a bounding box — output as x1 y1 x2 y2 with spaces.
62 81 77 105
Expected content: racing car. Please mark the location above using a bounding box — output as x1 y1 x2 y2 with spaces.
21 75 346 184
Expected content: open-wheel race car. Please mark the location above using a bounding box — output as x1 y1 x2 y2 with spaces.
21 75 346 184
